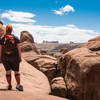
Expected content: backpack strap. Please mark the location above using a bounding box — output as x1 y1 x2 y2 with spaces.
4 35 15 44
4 35 14 40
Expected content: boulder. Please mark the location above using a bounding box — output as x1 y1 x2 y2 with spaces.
54 53 62 59
57 56 67 77
48 53 54 57
82 36 100 51
40 50 47 55
22 52 58 82
51 77 67 98
0 24 5 37
20 41 39 54
20 31 34 43
60 48 69 54
88 36 100 42
58 47 100 100
20 31 39 54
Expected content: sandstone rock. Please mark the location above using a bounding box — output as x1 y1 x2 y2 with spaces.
57 56 67 77
0 59 69 100
0 91 70 100
20 31 39 54
54 53 62 59
20 41 39 54
20 31 34 43
51 77 67 98
22 52 58 82
88 36 100 42
0 24 5 37
40 50 47 55
82 36 100 51
48 53 54 57
0 58 51 94
58 47 100 100
60 48 69 54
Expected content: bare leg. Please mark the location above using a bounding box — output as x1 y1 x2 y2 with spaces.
14 71 20 85
15 71 23 91
6 70 12 86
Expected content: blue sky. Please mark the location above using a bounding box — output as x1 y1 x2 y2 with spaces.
0 0 100 43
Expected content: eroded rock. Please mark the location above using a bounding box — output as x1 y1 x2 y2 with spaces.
58 47 100 100
20 31 39 54
82 36 100 51
0 24 5 37
60 48 69 54
20 31 34 43
22 52 57 82
51 77 67 98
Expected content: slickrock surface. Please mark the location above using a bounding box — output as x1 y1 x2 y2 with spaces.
0 59 69 100
22 53 57 82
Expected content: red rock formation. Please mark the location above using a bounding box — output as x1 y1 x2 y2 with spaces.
82 36 100 51
40 50 47 55
58 47 100 100
20 31 39 54
20 31 34 43
51 77 67 98
0 59 69 100
0 24 5 37
22 53 57 82
60 48 69 54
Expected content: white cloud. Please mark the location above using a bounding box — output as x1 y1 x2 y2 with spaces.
1 10 36 23
53 10 63 15
53 5 75 15
11 23 99 43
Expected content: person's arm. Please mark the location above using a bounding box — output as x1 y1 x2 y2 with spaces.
0 45 2 63
17 44 22 62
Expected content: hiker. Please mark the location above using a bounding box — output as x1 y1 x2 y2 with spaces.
0 24 23 91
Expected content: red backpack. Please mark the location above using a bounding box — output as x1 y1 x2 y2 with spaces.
3 35 16 55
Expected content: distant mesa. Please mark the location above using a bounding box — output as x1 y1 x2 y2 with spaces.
43 40 59 44
42 40 76 44
69 41 75 44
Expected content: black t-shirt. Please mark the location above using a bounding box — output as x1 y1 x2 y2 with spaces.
0 35 20 45
0 34 20 56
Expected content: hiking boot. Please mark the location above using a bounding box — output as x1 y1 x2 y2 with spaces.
8 85 12 90
16 85 23 91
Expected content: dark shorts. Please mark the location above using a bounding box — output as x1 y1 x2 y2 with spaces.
2 54 20 72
